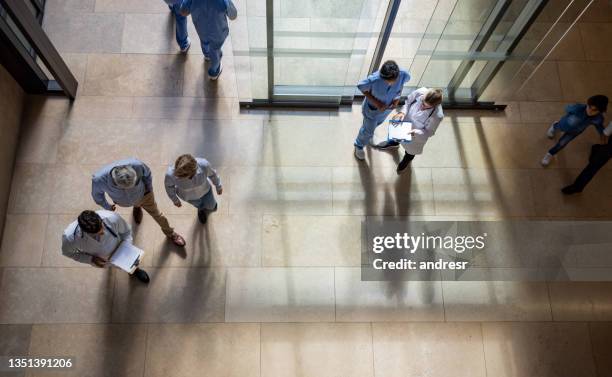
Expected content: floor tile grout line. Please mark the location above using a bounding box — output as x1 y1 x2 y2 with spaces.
480 322 489 377
370 322 375 377
141 323 150 377
546 282 555 321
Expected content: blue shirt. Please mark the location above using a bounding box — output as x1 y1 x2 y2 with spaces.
91 158 153 210
357 69 410 107
558 104 605 135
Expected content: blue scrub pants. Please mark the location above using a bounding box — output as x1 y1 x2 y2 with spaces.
201 39 224 76
354 100 392 148
171 3 190 50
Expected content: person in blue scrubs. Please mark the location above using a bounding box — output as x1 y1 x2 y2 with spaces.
354 60 410 161
180 0 229 80
164 0 191 53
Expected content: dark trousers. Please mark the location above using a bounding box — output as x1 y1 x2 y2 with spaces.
571 147 611 191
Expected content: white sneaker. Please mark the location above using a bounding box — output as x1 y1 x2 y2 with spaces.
180 38 191 53
546 122 557 139
541 152 553 166
354 146 365 160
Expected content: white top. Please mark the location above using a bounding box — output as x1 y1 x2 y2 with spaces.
604 121 612 137
399 87 444 155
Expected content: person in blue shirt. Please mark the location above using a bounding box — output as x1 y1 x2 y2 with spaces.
354 60 410 161
164 0 191 53
541 95 608 166
180 0 231 80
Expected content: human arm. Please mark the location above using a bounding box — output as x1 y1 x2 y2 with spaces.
109 212 133 243
137 162 153 194
201 159 223 194
164 170 181 205
179 0 192 15
62 234 95 265
357 75 386 111
91 177 114 211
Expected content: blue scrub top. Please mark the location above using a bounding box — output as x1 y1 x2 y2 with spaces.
357 69 410 107
559 104 605 135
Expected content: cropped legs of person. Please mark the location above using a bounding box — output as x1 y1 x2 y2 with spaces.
188 189 218 224
134 192 186 246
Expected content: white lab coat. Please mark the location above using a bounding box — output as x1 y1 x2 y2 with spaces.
61 210 132 266
400 87 444 155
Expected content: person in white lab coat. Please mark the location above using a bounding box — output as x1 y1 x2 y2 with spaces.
61 210 150 283
376 87 444 173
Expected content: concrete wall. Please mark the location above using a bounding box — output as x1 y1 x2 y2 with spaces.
0 64 25 242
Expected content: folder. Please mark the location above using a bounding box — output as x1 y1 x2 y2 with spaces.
110 242 143 274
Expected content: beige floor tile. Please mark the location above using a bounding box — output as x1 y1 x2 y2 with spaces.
66 96 134 120
112 267 226 323
549 282 612 321
21 96 70 123
182 56 239 97
8 164 57 215
225 267 335 322
0 215 47 267
149 214 261 267
95 0 169 13
332 167 435 216
131 96 235 119
0 324 31 377
579 23 612 61
372 322 486 377
335 267 444 321
261 323 374 377
27 324 146 377
83 54 185 97
43 13 124 53
262 215 362 267
517 61 564 102
44 0 95 13
558 61 612 102
442 281 552 321
589 322 612 377
519 101 569 123
41 214 87 267
48 164 100 215
548 25 586 61
482 322 596 377
161 119 263 167
228 166 333 215
145 324 260 377
432 168 536 217
0 268 114 323
16 117 62 165
579 0 612 22
530 169 612 218
121 13 191 55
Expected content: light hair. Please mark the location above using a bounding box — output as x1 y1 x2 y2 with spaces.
111 165 137 188
424 88 443 107
174 154 198 178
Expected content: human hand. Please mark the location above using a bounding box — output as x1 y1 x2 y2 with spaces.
110 204 116 211
92 256 107 268
174 201 182 208
392 112 405 122
216 186 223 195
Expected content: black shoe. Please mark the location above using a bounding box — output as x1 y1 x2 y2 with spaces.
132 268 150 284
397 153 414 173
377 140 400 150
133 207 143 224
198 209 208 224
561 185 582 195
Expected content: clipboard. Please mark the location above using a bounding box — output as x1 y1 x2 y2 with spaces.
109 241 143 274
388 120 413 143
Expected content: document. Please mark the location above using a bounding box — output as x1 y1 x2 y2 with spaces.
388 121 412 142
110 242 143 274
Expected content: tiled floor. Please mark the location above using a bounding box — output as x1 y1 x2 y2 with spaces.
1 0 612 376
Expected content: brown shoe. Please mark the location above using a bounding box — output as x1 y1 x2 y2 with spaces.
133 207 143 224
168 232 186 247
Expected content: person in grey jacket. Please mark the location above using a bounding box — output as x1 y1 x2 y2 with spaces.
92 158 186 246
164 154 222 224
62 210 150 283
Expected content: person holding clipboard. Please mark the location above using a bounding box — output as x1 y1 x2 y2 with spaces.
376 87 444 173
61 210 150 284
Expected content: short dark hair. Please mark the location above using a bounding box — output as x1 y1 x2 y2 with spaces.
587 95 608 113
379 60 400 80
78 210 103 234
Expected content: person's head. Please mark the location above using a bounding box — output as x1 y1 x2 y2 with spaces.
174 154 198 179
111 165 137 189
422 88 444 109
78 210 103 235
586 95 608 116
379 60 400 85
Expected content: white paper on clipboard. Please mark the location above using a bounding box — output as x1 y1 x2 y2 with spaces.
110 242 143 274
388 121 413 142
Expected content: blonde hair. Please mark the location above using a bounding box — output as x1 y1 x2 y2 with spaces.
424 88 443 107
174 154 197 178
